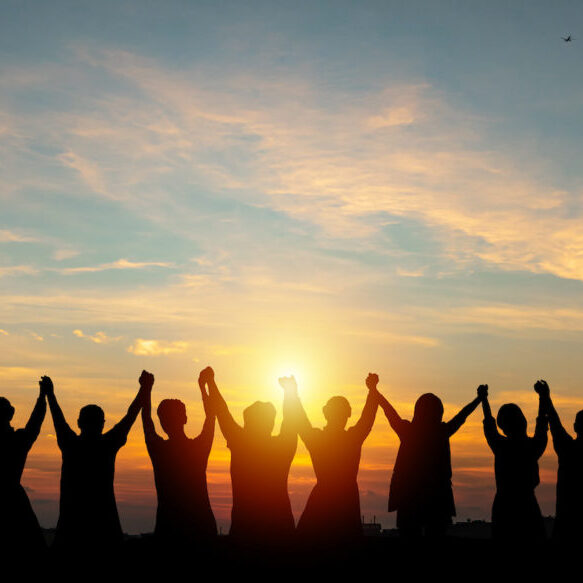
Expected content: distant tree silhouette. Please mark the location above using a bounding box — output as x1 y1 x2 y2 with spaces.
140 369 217 544
377 386 484 537
285 372 378 544
203 366 297 544
537 379 583 542
482 383 548 542
45 375 144 550
0 378 47 553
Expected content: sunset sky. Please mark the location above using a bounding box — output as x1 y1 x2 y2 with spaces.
2 0 583 533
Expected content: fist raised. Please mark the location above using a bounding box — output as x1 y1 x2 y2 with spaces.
477 384 488 399
366 373 379 390
534 380 549 396
198 366 215 385
278 376 298 393
139 370 155 390
39 376 54 395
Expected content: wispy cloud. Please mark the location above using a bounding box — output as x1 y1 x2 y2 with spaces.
0 230 39 243
127 339 190 356
60 259 174 274
0 265 38 277
73 329 122 344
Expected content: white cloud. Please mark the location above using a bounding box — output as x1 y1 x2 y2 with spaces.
73 329 122 344
127 339 190 356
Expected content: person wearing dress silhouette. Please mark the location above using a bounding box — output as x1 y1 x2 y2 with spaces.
0 377 47 553
535 379 583 542
202 365 297 543
377 385 485 537
45 375 144 550
283 372 379 543
481 383 548 541
140 369 217 545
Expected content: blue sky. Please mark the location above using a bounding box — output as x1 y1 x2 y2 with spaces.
1 0 583 532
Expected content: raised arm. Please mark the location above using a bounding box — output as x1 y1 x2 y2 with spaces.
22 378 47 447
278 376 306 442
535 379 570 452
481 386 502 451
107 377 145 443
375 382 407 438
139 370 160 447
196 370 216 456
43 376 76 448
532 381 549 458
351 373 380 442
446 385 486 436
200 366 241 443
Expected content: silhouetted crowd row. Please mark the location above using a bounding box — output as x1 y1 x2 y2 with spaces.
1 369 582 553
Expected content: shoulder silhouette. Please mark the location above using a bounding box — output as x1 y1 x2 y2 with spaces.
538 379 583 541
141 369 217 545
288 373 379 545
45 375 144 550
481 382 548 541
203 366 297 545
378 384 483 537
0 377 47 553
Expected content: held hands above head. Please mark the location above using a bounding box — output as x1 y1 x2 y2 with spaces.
278 376 298 394
39 375 54 396
198 366 214 387
139 370 155 393
477 384 488 400
534 379 550 397
366 373 379 391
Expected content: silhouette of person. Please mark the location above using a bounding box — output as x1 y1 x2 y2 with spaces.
377 386 484 537
0 377 47 553
140 369 217 544
536 379 583 542
284 373 378 543
45 375 144 550
202 366 297 543
481 383 548 541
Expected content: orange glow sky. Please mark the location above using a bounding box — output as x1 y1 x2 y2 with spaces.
2 1 583 533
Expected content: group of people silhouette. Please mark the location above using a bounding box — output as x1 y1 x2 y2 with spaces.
1 369 582 553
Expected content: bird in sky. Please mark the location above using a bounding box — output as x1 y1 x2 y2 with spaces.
562 34 572 42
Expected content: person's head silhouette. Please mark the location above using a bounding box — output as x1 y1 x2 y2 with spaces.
412 393 444 427
323 396 351 430
497 403 527 438
574 410 583 438
243 401 276 437
0 397 15 425
78 404 105 437
157 399 187 438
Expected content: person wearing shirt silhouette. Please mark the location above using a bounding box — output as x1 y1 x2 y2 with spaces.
481 383 548 541
45 375 144 550
202 366 297 543
283 372 379 543
0 377 47 553
140 369 217 545
377 385 485 537
536 379 583 542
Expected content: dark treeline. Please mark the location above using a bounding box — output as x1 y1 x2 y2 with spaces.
1 370 583 558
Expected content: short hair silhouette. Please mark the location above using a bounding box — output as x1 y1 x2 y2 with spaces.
77 404 105 435
323 396 352 428
157 399 187 437
496 403 527 436
412 393 444 425
243 401 276 435
0 396 15 422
